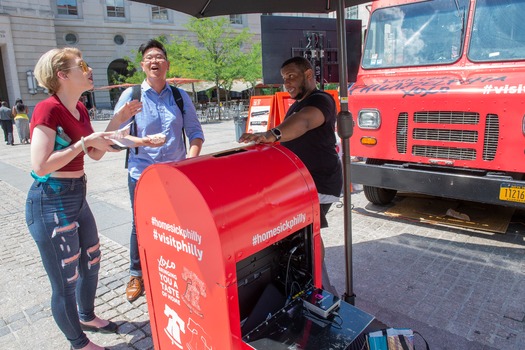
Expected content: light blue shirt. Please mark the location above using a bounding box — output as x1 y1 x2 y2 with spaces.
114 81 204 180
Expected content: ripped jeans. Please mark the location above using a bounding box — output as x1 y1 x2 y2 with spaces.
26 175 100 349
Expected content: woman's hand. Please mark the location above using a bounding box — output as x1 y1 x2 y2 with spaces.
84 131 121 152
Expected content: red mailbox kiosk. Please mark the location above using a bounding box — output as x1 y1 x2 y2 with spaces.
134 144 373 349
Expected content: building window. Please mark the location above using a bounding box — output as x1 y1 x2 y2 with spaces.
346 6 358 19
114 34 125 45
106 0 125 18
152 6 169 21
57 0 78 16
65 33 78 44
230 14 244 25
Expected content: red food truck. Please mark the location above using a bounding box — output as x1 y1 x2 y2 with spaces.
349 0 525 208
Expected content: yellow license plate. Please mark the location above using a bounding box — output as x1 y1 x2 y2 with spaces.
499 184 525 203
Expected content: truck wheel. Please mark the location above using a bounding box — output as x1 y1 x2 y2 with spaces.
363 186 397 205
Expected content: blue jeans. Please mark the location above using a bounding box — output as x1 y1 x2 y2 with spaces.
128 174 142 276
26 175 101 349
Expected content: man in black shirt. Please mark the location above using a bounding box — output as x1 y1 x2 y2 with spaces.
240 57 343 293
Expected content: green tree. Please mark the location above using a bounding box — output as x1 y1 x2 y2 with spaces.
240 42 263 96
122 19 263 115
184 17 260 110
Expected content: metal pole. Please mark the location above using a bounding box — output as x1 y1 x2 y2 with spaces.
335 0 355 305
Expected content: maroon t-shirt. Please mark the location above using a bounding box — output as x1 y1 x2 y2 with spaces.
30 95 94 172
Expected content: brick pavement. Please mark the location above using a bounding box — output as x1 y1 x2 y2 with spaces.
0 120 524 349
325 191 525 349
0 179 152 349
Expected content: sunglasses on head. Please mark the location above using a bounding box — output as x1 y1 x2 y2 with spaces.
64 60 90 74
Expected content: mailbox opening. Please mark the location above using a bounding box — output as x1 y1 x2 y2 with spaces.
237 226 314 336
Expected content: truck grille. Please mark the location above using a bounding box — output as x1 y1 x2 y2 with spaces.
413 129 478 143
395 111 499 161
414 111 479 124
483 114 499 161
396 112 408 153
413 145 476 160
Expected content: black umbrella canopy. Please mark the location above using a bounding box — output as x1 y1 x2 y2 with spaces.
132 0 370 304
132 0 369 18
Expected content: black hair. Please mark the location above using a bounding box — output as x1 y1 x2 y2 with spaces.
138 39 167 58
281 56 313 72
15 98 23 104
16 103 26 113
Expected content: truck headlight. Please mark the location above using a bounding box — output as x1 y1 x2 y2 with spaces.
358 109 381 129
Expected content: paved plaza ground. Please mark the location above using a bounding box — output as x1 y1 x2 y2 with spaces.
0 119 523 349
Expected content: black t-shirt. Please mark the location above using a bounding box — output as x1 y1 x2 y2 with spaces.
281 90 343 197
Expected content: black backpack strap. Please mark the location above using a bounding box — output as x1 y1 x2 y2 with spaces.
169 85 187 152
125 85 141 168
170 85 184 114
413 331 430 350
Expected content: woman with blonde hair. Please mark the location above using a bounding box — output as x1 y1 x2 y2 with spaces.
25 47 141 350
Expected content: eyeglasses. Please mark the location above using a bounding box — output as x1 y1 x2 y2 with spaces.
64 60 90 74
143 55 167 63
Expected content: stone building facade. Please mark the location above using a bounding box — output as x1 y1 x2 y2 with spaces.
1 0 265 110
0 0 369 112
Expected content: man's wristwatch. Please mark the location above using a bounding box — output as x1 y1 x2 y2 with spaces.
270 127 282 141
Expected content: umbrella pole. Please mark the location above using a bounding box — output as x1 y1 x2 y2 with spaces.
192 83 197 104
335 0 355 305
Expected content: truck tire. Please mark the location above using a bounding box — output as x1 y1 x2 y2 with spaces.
362 158 397 205
363 185 397 205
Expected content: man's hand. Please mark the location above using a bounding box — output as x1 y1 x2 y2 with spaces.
238 131 276 144
143 133 166 147
113 100 143 124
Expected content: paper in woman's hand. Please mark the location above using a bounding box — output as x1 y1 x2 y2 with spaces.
110 138 136 149
108 121 135 149
111 121 134 139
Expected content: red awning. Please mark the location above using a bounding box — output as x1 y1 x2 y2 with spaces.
93 78 203 91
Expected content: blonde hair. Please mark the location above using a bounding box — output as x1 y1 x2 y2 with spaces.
34 47 82 95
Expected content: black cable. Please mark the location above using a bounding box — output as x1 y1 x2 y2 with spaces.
285 246 298 299
302 307 343 329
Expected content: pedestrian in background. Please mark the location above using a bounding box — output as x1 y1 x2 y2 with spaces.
113 39 205 303
12 98 29 116
26 47 140 350
240 56 343 295
13 101 31 144
0 101 14 145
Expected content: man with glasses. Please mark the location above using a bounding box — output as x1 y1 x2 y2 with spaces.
113 39 205 303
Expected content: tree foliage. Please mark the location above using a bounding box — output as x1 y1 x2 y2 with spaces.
185 17 259 102
122 18 262 104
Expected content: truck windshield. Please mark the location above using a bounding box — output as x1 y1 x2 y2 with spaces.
363 0 469 69
469 0 525 62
